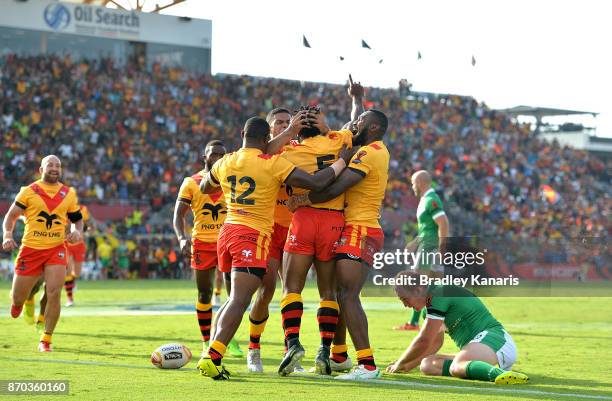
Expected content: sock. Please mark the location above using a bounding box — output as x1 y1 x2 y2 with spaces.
317 300 339 347
196 301 213 342
248 315 268 350
64 274 75 300
331 344 348 363
356 348 376 371
40 332 52 344
25 297 35 305
207 340 227 366
442 359 452 376
281 293 303 346
409 309 420 326
37 314 45 324
465 361 505 382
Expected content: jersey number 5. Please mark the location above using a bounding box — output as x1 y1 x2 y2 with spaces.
227 175 256 205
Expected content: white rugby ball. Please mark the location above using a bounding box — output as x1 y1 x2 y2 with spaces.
151 343 192 369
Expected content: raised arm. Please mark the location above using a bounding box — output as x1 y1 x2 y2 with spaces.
348 74 365 122
266 110 310 155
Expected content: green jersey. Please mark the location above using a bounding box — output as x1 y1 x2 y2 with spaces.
416 188 445 250
425 285 504 349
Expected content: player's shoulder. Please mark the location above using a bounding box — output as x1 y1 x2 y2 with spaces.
186 170 206 185
326 129 352 140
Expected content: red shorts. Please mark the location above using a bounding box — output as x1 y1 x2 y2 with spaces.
66 241 87 263
334 225 384 267
191 239 218 270
269 223 289 261
15 244 68 276
217 223 270 273
284 207 345 262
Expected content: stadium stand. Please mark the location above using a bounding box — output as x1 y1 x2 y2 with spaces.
1 54 609 276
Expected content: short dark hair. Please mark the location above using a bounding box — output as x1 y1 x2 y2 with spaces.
266 107 291 123
368 109 388 135
205 139 225 149
243 117 270 140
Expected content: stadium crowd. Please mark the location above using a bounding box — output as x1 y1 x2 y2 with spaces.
1 54 609 271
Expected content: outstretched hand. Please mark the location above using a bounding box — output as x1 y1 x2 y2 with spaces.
348 74 364 98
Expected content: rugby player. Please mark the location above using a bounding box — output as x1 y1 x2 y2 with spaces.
196 116 351 380
64 203 91 307
265 105 357 377
173 140 243 357
396 170 449 331
289 108 390 380
246 107 295 372
387 271 528 385
2 155 84 352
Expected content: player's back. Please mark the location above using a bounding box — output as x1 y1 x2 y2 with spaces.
281 129 352 210
212 148 296 236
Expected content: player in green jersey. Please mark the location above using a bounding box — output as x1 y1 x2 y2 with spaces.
386 271 528 385
396 170 449 331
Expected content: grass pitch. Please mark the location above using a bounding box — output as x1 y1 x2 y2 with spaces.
1 279 611 401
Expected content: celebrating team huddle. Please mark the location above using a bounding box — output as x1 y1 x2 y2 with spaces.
2 77 528 385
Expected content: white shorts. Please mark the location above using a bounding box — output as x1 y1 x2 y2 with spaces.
469 328 517 370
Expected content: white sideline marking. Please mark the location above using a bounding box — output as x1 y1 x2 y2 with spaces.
9 358 612 400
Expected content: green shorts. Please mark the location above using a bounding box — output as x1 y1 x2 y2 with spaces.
100 257 112 268
467 327 517 370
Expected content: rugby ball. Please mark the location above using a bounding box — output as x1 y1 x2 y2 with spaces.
151 343 192 369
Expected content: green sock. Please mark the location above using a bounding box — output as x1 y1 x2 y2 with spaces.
442 360 452 377
410 309 421 325
466 361 505 382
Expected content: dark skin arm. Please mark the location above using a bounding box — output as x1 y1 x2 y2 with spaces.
172 200 192 258
200 171 220 194
308 167 365 204
285 166 336 193
266 110 310 155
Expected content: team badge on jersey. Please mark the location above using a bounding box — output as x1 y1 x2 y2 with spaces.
351 150 367 164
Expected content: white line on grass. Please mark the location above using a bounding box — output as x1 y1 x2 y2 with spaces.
10 358 612 400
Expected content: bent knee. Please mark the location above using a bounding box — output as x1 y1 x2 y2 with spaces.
449 362 466 378
419 357 437 376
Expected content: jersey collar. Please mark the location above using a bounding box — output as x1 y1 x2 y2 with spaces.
423 188 435 197
240 147 263 154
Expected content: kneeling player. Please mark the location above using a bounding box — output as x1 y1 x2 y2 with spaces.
386 271 528 385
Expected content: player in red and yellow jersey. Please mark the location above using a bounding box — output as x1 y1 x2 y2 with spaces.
246 108 294 372
64 203 91 307
267 106 354 376
290 109 390 381
196 116 350 380
173 140 244 358
2 155 84 352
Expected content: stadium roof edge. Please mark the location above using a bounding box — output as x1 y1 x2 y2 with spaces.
497 105 598 118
